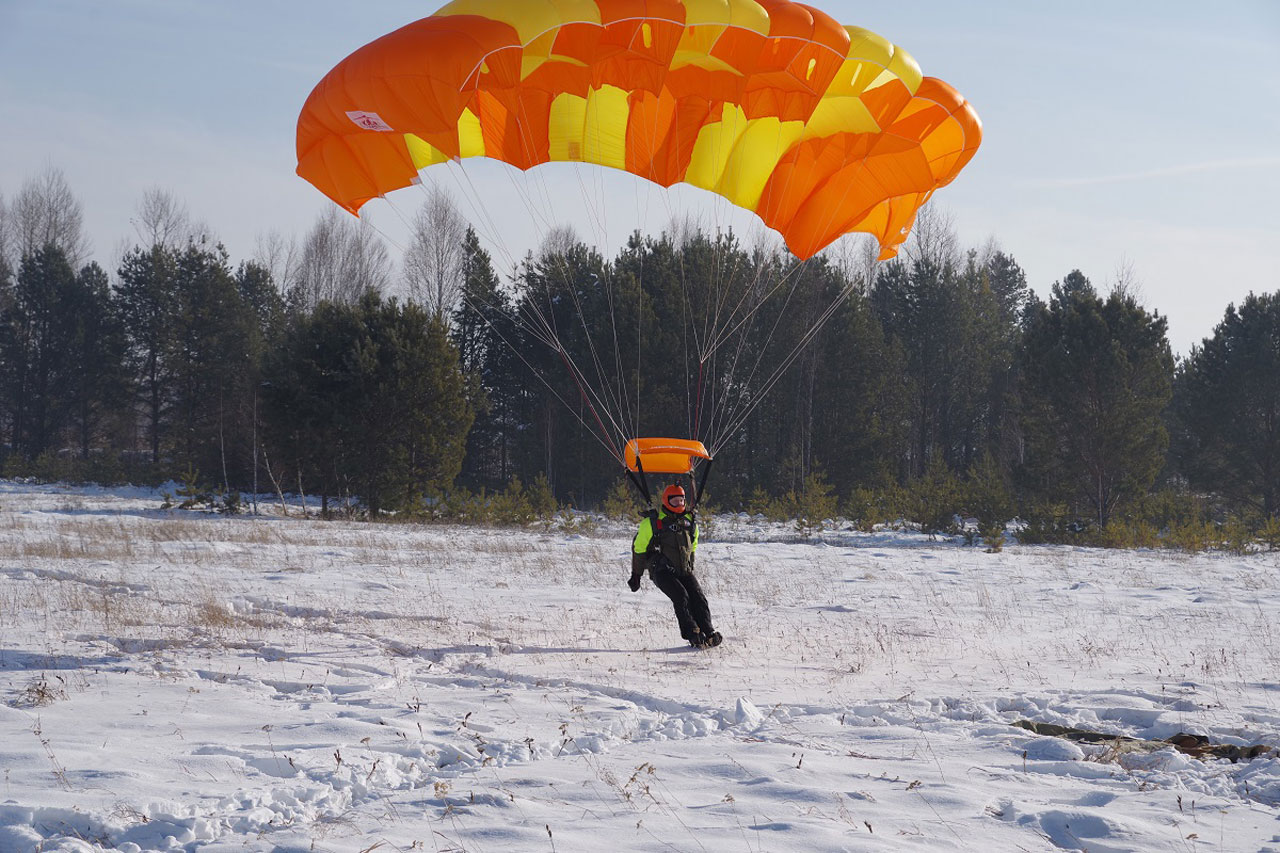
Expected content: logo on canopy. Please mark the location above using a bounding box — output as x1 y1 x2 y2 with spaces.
346 111 394 132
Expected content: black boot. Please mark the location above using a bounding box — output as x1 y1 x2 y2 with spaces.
689 630 721 649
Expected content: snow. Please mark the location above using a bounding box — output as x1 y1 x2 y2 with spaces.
1 480 1278 852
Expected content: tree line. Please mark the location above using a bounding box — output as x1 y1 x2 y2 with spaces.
1 168 1277 544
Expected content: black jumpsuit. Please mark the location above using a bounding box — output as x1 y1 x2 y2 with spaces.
631 509 716 643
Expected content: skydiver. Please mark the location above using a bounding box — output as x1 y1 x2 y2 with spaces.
628 483 722 648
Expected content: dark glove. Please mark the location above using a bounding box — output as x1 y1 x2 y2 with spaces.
628 551 646 591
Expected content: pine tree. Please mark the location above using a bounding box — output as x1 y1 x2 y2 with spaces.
1019 272 1173 526
64 262 128 459
263 300 359 511
810 286 910 494
0 245 77 457
980 251 1029 473
235 260 285 345
872 257 980 477
264 294 473 514
116 245 179 464
1174 291 1280 517
168 242 257 490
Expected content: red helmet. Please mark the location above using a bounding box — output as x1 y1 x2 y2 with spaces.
662 484 687 513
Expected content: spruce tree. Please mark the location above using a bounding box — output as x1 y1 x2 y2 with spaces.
451 227 524 491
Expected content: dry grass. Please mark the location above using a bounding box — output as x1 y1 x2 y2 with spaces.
11 675 68 708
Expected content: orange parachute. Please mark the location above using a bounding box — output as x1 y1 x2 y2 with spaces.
296 0 981 260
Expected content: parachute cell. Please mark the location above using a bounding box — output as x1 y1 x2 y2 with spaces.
625 438 711 475
296 0 981 260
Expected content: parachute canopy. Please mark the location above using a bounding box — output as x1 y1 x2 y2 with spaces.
296 0 981 260
625 438 711 475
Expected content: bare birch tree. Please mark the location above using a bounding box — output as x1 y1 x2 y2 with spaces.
289 207 390 310
131 188 201 249
254 229 300 295
663 213 700 250
902 204 960 271
825 234 881 293
1108 256 1146 305
538 224 580 263
403 187 466 322
0 192 12 283
11 166 92 267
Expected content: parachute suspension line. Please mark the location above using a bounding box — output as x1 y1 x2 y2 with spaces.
357 213 409 257
528 243 637 452
537 244 633 450
704 257 814 454
676 211 706 443
511 108 563 232
605 265 637 446
501 102 639 452
556 343 627 466
420 98 869 469
458 292 625 466
376 195 416 251
700 146 895 454
714 290 841 455
703 250 803 358
712 260 858 454
698 255 799 443
692 359 706 443
704 239 762 362
683 265 695 439
563 138 637 439
438 163 522 280
449 107 625 453
451 228 632 460
522 275 626 446
512 249 628 448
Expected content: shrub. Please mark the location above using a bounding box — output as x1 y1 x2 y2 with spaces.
843 484 905 531
964 453 1014 534
793 471 838 537
745 485 785 521
980 521 1005 553
1260 516 1280 552
526 473 559 522
489 478 535 525
1165 519 1216 553
1013 503 1071 545
907 458 963 536
601 479 640 521
1221 516 1253 555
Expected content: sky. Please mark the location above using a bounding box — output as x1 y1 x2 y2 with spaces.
1 0 1278 355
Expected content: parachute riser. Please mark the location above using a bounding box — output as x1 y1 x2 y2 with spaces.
627 456 653 508
693 458 714 510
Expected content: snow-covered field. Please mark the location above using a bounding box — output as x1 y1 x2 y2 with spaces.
1 481 1278 853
